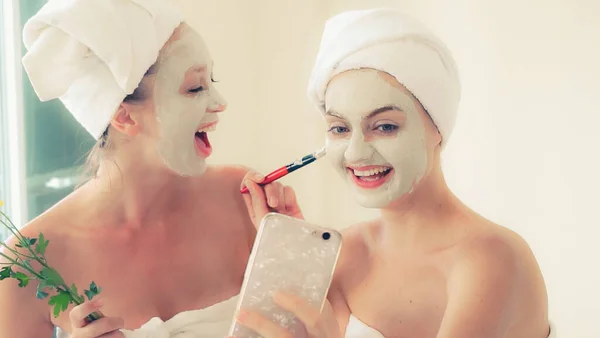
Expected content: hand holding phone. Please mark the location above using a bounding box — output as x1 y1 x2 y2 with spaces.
235 292 342 338
228 213 342 338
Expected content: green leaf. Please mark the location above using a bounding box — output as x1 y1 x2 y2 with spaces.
90 281 100 293
36 282 49 299
28 238 37 245
70 283 78 295
35 233 49 255
14 243 23 248
48 289 72 318
40 267 64 287
20 237 34 247
13 271 29 287
0 266 12 280
84 281 101 300
22 259 33 271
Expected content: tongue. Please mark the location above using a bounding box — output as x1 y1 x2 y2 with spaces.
199 132 211 148
195 132 211 154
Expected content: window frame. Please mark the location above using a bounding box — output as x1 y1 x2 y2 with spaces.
1 0 27 235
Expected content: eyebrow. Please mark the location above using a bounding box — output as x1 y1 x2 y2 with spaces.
325 105 402 119
367 105 402 118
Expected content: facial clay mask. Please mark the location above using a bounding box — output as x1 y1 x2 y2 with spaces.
153 26 226 176
324 69 428 208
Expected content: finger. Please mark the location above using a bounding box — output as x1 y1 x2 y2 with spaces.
275 183 286 211
274 292 321 332
282 186 298 214
246 180 270 221
241 171 265 185
237 310 293 338
264 182 282 208
246 171 265 184
283 186 304 219
241 187 255 222
70 299 103 328
76 316 124 337
240 171 265 193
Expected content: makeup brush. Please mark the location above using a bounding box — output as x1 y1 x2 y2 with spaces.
240 147 327 193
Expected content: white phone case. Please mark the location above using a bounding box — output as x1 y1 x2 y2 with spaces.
228 213 343 337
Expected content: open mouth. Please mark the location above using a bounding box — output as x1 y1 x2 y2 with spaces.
194 123 217 157
347 166 393 189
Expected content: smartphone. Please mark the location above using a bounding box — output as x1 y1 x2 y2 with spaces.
228 213 343 338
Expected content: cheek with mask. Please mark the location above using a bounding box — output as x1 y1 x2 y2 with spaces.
324 70 429 208
152 27 226 176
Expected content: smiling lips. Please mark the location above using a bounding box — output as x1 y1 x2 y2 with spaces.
194 121 217 157
347 165 393 189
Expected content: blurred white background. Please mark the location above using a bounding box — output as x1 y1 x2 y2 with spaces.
1 0 599 337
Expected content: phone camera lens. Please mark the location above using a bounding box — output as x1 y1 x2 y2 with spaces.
322 232 331 240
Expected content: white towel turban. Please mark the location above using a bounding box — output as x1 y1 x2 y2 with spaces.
307 8 461 146
22 0 183 139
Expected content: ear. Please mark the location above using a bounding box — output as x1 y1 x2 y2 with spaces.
110 104 140 136
433 129 442 147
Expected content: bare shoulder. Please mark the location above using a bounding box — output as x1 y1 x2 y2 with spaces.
213 164 252 178
0 212 63 336
442 218 548 333
206 164 252 187
453 221 540 281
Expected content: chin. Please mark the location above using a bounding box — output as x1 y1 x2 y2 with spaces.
353 187 413 209
354 193 392 209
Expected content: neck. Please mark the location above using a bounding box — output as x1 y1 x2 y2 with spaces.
378 160 462 251
84 149 194 229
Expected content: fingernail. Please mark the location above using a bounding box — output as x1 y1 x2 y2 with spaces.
256 174 265 182
269 196 277 207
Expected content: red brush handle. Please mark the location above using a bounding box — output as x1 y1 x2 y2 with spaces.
240 166 289 193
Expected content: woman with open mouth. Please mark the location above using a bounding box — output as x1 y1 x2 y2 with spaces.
0 1 269 337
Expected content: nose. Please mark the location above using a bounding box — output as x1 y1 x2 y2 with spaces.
206 88 227 113
344 132 375 164
207 102 226 113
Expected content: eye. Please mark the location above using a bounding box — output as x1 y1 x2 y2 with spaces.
189 86 205 93
328 126 349 134
374 123 398 133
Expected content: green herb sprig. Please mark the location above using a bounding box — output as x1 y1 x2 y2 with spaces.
0 201 103 321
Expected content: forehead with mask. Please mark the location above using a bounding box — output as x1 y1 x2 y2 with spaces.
324 68 436 208
152 24 226 177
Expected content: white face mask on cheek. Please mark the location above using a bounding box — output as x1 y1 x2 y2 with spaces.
152 27 226 177
324 70 429 208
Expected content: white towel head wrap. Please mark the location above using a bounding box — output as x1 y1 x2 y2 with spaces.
22 0 183 139
307 8 461 146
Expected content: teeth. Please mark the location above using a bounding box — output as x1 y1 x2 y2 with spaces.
197 124 217 133
353 167 390 177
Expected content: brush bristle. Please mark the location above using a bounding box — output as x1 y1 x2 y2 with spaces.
314 147 327 159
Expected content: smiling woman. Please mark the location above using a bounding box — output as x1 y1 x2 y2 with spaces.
324 69 433 208
152 24 227 176
84 23 227 180
0 1 258 337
